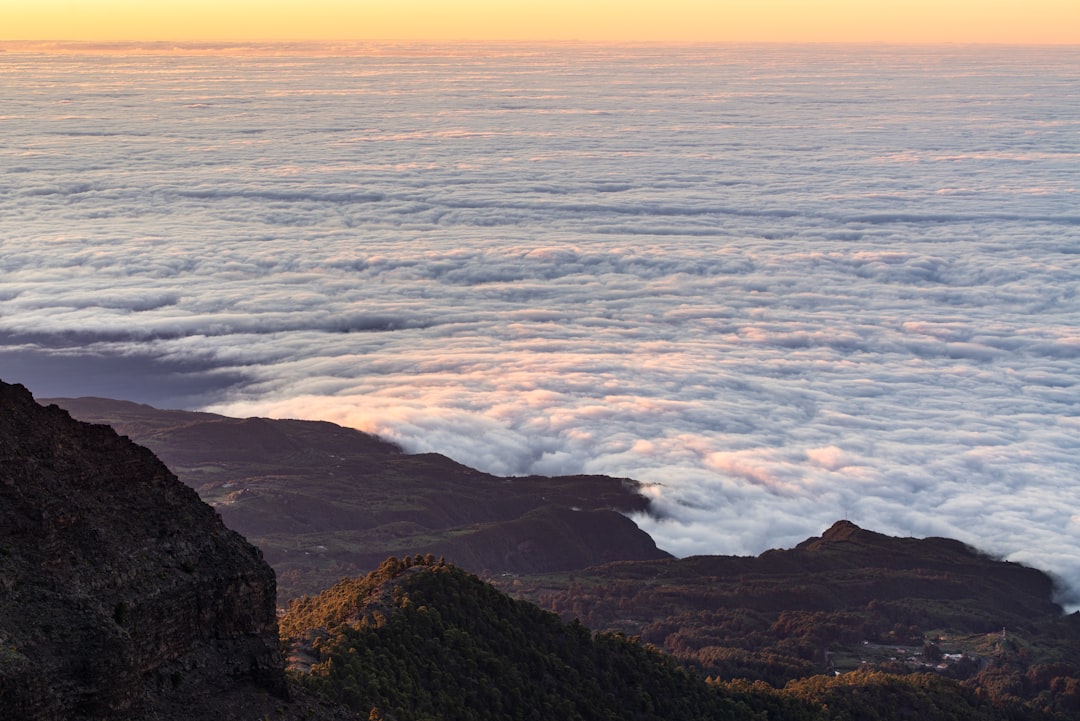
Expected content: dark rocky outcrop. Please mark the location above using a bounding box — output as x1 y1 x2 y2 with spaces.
0 380 290 720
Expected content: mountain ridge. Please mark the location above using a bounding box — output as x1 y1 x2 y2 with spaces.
45 395 672 602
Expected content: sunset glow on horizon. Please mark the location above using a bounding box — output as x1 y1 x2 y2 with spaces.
4 0 1079 45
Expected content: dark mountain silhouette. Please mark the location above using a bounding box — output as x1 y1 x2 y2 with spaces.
515 518 1062 635
0 380 343 721
46 396 671 602
503 519 1080 716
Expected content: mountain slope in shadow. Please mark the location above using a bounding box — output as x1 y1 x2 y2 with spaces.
48 396 671 603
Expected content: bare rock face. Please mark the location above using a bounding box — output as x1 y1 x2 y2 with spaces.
0 380 289 720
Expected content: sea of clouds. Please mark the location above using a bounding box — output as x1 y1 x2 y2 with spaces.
2 43 1079 603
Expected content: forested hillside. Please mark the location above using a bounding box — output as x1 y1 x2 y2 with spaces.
282 556 1033 721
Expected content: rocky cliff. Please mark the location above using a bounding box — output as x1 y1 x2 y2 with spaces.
0 380 290 720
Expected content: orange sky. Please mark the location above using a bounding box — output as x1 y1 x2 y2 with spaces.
3 0 1079 44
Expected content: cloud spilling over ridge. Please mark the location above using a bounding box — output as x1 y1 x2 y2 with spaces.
3 45 1080 604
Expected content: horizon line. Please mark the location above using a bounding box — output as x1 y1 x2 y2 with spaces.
4 38 1078 56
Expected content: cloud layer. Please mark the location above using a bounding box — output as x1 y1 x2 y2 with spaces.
3 44 1079 604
